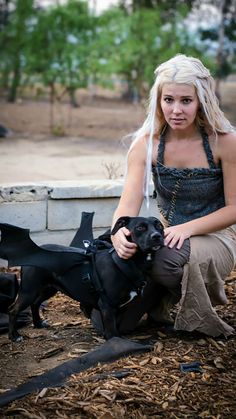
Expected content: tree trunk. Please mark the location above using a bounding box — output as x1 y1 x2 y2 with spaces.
7 58 21 103
215 0 225 104
68 86 80 108
49 82 55 132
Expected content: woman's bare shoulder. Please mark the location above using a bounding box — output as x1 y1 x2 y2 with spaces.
128 136 147 159
218 130 236 161
128 134 160 166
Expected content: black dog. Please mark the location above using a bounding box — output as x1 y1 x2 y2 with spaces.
0 216 164 342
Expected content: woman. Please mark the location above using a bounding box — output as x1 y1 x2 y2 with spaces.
110 54 236 337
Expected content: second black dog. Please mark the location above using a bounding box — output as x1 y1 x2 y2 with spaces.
0 216 164 342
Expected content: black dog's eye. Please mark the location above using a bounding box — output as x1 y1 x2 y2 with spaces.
155 220 164 231
136 224 147 232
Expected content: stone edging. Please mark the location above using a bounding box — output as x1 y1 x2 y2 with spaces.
0 180 156 245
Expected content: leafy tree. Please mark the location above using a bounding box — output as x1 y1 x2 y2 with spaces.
0 0 10 30
89 7 128 88
0 0 224 109
0 0 94 106
118 0 195 13
27 0 93 107
200 0 236 76
0 0 35 102
190 0 236 100
97 5 206 101
21 0 94 133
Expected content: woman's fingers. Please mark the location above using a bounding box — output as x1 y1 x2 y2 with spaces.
111 227 137 259
116 246 136 259
164 226 189 249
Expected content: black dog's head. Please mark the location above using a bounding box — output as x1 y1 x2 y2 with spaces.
111 216 164 253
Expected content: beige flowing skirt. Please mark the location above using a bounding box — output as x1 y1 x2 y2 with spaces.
174 226 236 337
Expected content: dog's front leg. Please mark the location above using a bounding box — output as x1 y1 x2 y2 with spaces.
98 297 119 340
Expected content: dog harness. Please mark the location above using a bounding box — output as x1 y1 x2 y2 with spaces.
152 129 225 226
84 240 147 308
0 223 146 310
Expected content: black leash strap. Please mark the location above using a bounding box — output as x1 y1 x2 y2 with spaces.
0 337 152 408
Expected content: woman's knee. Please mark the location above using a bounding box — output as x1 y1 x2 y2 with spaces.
150 239 190 289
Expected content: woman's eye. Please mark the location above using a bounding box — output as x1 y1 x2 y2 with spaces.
183 98 192 104
164 97 172 103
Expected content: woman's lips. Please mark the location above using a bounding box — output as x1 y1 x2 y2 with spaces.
171 118 185 124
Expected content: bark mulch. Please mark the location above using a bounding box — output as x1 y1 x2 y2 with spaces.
0 268 235 419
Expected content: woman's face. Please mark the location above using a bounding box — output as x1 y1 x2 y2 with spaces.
160 83 199 131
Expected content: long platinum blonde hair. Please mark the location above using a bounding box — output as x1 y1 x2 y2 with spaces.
128 54 235 204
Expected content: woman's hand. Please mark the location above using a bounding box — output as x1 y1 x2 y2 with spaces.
164 224 193 249
111 227 137 259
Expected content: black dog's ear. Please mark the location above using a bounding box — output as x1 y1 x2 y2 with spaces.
148 217 164 231
111 216 131 235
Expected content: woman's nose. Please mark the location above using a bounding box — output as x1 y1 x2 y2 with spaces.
172 103 182 114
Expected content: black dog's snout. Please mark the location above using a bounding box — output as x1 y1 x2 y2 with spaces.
151 231 163 242
151 232 161 240
150 231 164 248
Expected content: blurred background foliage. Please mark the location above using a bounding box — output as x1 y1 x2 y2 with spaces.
0 0 235 104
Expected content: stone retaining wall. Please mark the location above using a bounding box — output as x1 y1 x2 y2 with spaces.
0 180 157 246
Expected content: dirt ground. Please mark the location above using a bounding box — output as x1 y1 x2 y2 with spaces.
0 80 236 183
0 82 236 418
0 95 145 183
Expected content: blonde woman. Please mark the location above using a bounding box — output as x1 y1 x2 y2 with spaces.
109 54 236 337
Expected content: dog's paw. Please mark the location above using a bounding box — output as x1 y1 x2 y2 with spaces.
34 319 49 329
9 333 24 343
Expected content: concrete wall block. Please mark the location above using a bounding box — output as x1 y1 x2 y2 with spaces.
0 201 47 232
48 196 159 232
0 184 50 203
48 179 124 199
48 198 119 230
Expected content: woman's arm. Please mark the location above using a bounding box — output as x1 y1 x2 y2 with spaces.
111 137 147 259
165 131 236 249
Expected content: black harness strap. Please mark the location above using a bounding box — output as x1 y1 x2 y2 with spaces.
90 253 105 295
83 242 146 308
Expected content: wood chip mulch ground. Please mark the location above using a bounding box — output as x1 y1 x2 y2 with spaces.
0 268 235 419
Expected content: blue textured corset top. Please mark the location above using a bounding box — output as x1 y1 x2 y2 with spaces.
152 130 225 226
